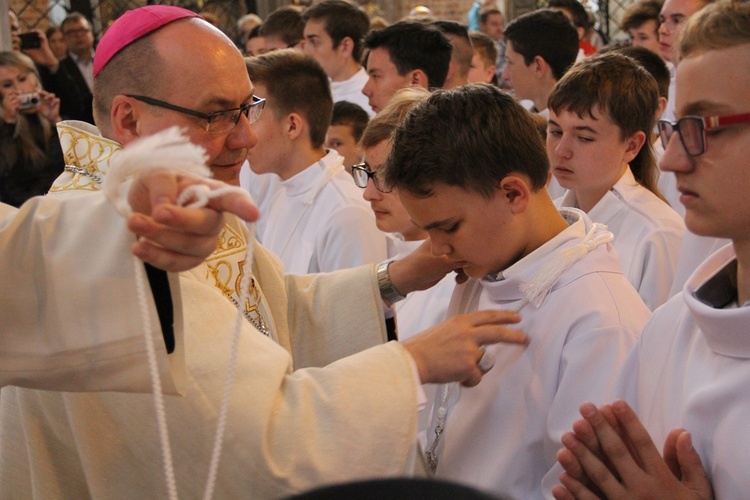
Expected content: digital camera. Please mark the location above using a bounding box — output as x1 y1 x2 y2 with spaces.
18 92 41 110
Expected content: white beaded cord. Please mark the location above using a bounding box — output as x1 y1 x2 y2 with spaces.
110 127 256 499
133 188 256 500
133 256 179 500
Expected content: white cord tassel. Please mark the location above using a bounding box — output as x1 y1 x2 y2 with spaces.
108 127 255 500
104 126 211 217
519 223 614 308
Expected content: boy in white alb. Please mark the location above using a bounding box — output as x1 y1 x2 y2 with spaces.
245 50 386 274
548 53 685 310
302 1 374 116
353 87 456 442
385 84 651 498
552 3 750 498
353 87 455 342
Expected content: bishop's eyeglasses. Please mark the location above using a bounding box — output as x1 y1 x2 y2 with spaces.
658 112 750 157
126 94 266 133
351 162 393 193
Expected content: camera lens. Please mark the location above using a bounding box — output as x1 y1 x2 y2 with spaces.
30 96 40 106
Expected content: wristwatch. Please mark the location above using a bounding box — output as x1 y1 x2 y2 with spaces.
377 259 406 304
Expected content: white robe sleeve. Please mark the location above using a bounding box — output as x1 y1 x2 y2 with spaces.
246 241 389 369
541 324 641 496
626 224 684 311
312 203 388 273
0 194 182 393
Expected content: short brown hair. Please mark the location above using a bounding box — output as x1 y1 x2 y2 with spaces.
303 1 370 62
331 101 370 143
601 45 670 99
385 84 549 198
260 6 305 46
246 49 333 148
548 52 662 199
620 0 663 32
469 31 498 68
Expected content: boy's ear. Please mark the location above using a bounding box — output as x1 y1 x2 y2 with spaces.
337 36 354 58
109 95 142 145
499 175 531 214
532 55 553 80
285 112 306 141
623 130 647 163
655 97 668 124
410 69 429 89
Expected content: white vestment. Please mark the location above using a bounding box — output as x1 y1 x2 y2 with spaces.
668 230 730 299
616 244 750 499
330 66 374 117
0 192 177 392
0 122 427 499
558 167 685 310
429 209 650 498
254 150 387 274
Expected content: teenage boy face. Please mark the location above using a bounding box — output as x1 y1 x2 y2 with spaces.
247 82 285 176
628 20 661 55
303 19 346 80
399 183 519 279
547 106 641 207
326 124 361 171
363 47 413 113
468 52 495 84
502 42 536 102
362 140 424 240
658 0 705 62
660 45 750 240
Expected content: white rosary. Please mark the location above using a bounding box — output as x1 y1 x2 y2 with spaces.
106 127 256 500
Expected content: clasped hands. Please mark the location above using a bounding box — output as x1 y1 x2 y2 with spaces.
552 400 714 500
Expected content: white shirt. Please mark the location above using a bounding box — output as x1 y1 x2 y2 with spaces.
660 62 677 123
254 150 387 274
429 209 649 498
558 167 685 310
616 244 750 500
240 160 280 219
331 67 375 117
69 50 95 92
654 138 685 218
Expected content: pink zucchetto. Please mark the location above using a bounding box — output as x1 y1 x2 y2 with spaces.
93 5 199 78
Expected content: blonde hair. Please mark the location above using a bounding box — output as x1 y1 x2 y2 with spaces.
679 0 750 58
360 86 431 149
0 51 51 164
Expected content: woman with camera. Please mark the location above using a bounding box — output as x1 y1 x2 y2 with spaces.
0 51 64 207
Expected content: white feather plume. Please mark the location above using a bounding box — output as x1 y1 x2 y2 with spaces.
104 127 211 216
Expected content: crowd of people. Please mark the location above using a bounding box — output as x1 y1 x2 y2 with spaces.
2 0 749 497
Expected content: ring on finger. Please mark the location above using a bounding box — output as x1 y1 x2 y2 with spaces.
477 346 494 373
